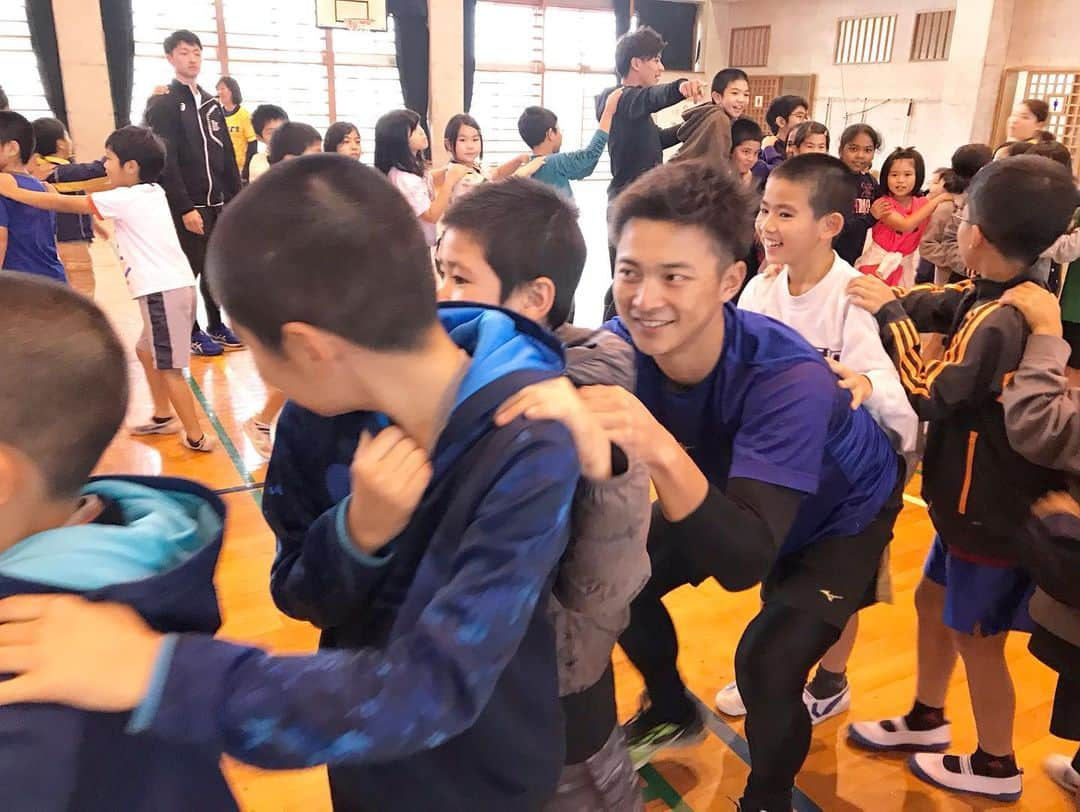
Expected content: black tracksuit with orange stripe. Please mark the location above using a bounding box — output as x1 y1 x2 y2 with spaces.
875 270 1067 562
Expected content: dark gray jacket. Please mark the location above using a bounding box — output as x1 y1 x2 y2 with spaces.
550 325 652 695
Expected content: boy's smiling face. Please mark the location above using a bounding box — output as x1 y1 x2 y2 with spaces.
732 140 761 176
756 176 841 267
715 79 750 119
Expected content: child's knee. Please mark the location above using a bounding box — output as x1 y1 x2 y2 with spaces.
914 576 945 614
952 628 1007 661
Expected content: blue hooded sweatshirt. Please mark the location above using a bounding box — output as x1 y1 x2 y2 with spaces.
125 305 581 811
0 476 235 812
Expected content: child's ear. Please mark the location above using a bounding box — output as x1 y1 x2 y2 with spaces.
0 445 17 506
711 90 723 105
822 212 846 241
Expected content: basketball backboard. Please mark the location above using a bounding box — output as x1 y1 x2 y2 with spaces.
314 0 388 32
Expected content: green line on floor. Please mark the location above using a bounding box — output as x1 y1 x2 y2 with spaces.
185 371 260 506
639 764 692 810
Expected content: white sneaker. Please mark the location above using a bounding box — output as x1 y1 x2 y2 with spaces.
715 680 746 717
1045 753 1080 796
908 752 1023 801
243 417 273 460
847 716 951 752
131 415 180 435
803 683 851 725
181 432 216 453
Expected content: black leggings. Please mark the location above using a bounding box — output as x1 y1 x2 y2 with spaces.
736 604 840 811
174 205 223 333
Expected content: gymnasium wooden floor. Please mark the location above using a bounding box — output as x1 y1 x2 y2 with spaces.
87 238 1076 811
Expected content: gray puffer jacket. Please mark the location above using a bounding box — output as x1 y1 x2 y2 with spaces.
550 325 652 695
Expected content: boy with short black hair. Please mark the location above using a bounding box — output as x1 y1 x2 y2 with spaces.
0 155 583 812
592 160 903 812
517 89 622 199
730 117 764 188
846 155 1080 801
248 103 289 182
0 111 65 282
0 273 236 810
438 177 652 810
715 153 918 727
753 94 809 181
672 67 750 168
29 116 109 298
0 125 214 453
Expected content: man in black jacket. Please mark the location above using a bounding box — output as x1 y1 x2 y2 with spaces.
595 26 702 319
145 30 243 356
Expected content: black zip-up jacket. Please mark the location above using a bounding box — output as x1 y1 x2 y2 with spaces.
875 272 1067 560
144 80 241 216
596 79 686 201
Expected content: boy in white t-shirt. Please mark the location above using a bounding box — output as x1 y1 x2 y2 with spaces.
0 126 214 452
713 153 918 725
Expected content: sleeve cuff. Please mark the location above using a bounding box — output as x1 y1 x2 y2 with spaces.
126 633 179 734
333 497 395 567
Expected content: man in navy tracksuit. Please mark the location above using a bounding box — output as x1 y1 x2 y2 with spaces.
0 274 237 811
145 29 243 355
0 157 581 812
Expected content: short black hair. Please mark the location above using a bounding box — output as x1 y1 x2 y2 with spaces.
950 143 993 189
374 109 425 177
1020 98 1049 124
839 122 882 151
251 104 289 139
216 75 242 106
1006 140 1034 157
790 120 830 151
1027 140 1073 168
323 121 359 154
615 25 665 78
933 168 964 194
208 155 437 352
966 155 1080 265
444 113 483 162
879 147 926 197
518 106 558 149
440 178 585 328
764 94 809 135
731 117 763 149
105 126 166 182
163 29 201 54
712 68 749 96
769 153 856 220
611 160 757 265
0 85 8 112
267 122 321 165
0 274 128 498
31 117 67 157
0 111 35 164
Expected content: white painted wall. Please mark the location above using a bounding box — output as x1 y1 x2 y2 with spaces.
1006 0 1080 68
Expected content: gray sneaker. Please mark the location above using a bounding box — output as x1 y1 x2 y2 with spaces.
181 432 216 453
131 416 180 435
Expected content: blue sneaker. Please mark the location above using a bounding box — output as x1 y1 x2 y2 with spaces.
208 325 245 351
191 329 224 356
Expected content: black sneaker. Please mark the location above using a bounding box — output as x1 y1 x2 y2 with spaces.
622 698 706 769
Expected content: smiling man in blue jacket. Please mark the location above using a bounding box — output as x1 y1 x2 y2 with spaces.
0 155 581 812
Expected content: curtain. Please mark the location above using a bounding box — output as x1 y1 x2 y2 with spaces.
25 0 67 125
99 0 134 127
389 4 431 154
635 0 698 71
463 0 476 111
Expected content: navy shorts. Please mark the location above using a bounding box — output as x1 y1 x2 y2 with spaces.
923 536 1034 636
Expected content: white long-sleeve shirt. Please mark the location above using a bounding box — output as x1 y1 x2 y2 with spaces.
739 253 919 455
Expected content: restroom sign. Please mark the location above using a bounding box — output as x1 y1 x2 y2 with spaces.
754 95 764 108
1049 97 1065 113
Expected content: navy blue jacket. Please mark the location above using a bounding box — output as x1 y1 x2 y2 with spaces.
129 305 580 811
0 476 236 812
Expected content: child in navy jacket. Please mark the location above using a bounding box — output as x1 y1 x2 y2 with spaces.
0 156 581 812
0 274 236 811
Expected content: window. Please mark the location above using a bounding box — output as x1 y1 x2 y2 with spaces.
472 2 616 179
910 10 954 63
730 26 770 68
130 0 402 150
0 0 52 120
835 14 896 65
1021 71 1080 171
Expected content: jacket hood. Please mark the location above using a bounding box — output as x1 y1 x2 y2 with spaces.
676 102 725 141
439 303 566 406
556 324 635 390
0 476 224 634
